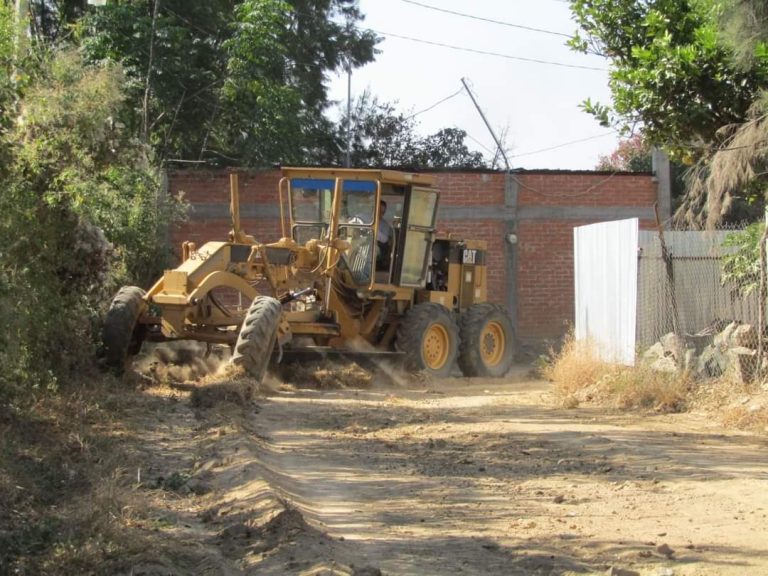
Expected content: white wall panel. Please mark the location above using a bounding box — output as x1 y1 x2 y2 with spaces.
574 219 639 365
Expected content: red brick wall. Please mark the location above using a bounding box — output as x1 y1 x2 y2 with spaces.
432 172 505 206
169 170 283 254
166 169 659 342
514 172 658 339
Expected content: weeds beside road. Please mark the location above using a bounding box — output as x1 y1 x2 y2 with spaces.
545 337 768 434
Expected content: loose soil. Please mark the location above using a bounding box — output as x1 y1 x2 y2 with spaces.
5 354 766 575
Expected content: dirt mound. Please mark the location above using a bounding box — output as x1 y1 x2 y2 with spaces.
278 359 374 389
250 506 315 554
134 342 230 384
130 344 263 408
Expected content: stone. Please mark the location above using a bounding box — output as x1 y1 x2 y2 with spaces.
643 342 666 362
661 332 685 358
714 321 741 348
733 323 758 349
696 345 728 378
683 348 697 372
726 347 757 384
651 356 679 374
686 333 714 354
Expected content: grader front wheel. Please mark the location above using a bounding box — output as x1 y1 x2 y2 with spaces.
458 304 515 378
231 296 282 383
102 286 147 372
397 303 459 377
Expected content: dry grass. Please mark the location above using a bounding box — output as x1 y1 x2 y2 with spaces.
545 336 768 432
541 337 613 406
691 376 768 434
721 402 768 433
0 379 144 574
0 373 227 575
544 336 690 413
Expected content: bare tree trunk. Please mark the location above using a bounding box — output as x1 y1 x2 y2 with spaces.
142 0 160 141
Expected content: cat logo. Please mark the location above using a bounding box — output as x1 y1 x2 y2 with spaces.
462 249 477 264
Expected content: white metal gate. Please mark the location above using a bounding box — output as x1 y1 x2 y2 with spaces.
574 218 639 365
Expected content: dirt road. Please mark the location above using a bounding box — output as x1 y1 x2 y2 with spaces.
129 365 768 576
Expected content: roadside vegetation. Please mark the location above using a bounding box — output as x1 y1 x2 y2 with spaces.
543 337 691 413
544 336 768 434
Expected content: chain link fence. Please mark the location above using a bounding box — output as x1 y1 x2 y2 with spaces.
637 223 764 353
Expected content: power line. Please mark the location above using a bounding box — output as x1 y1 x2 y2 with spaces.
404 88 465 120
398 0 572 38
368 29 607 72
465 132 498 156
510 131 618 158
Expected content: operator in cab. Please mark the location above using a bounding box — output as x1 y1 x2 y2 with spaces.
376 200 393 270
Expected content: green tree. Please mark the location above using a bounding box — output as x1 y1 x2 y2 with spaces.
25 0 90 42
721 221 764 295
339 91 487 169
80 0 378 165
569 0 768 160
415 127 487 169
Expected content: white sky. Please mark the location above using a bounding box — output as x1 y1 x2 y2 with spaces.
328 0 618 170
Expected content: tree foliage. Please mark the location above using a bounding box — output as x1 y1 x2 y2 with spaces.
721 220 764 295
79 0 378 166
27 1 485 169
339 92 487 169
673 0 768 225
569 0 768 160
596 134 652 171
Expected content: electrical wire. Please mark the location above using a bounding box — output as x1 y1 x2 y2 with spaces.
404 88 465 120
398 0 572 38
367 28 607 71
465 132 499 156
510 131 618 159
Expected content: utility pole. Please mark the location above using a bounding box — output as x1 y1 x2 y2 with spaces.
461 78 510 171
345 59 352 168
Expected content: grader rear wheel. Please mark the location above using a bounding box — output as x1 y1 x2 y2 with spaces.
231 296 282 383
102 286 147 372
458 304 515 378
397 303 459 377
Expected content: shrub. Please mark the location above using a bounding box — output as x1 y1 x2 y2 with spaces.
0 49 183 397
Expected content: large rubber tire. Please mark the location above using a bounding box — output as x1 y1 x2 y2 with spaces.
458 304 515 378
103 286 147 371
397 303 459 377
231 296 282 383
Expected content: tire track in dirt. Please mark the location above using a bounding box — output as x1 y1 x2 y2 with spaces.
125 359 768 576
239 374 768 576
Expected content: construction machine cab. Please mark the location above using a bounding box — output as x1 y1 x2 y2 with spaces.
281 168 439 290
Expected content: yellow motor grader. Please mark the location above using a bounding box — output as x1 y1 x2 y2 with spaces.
102 168 515 381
